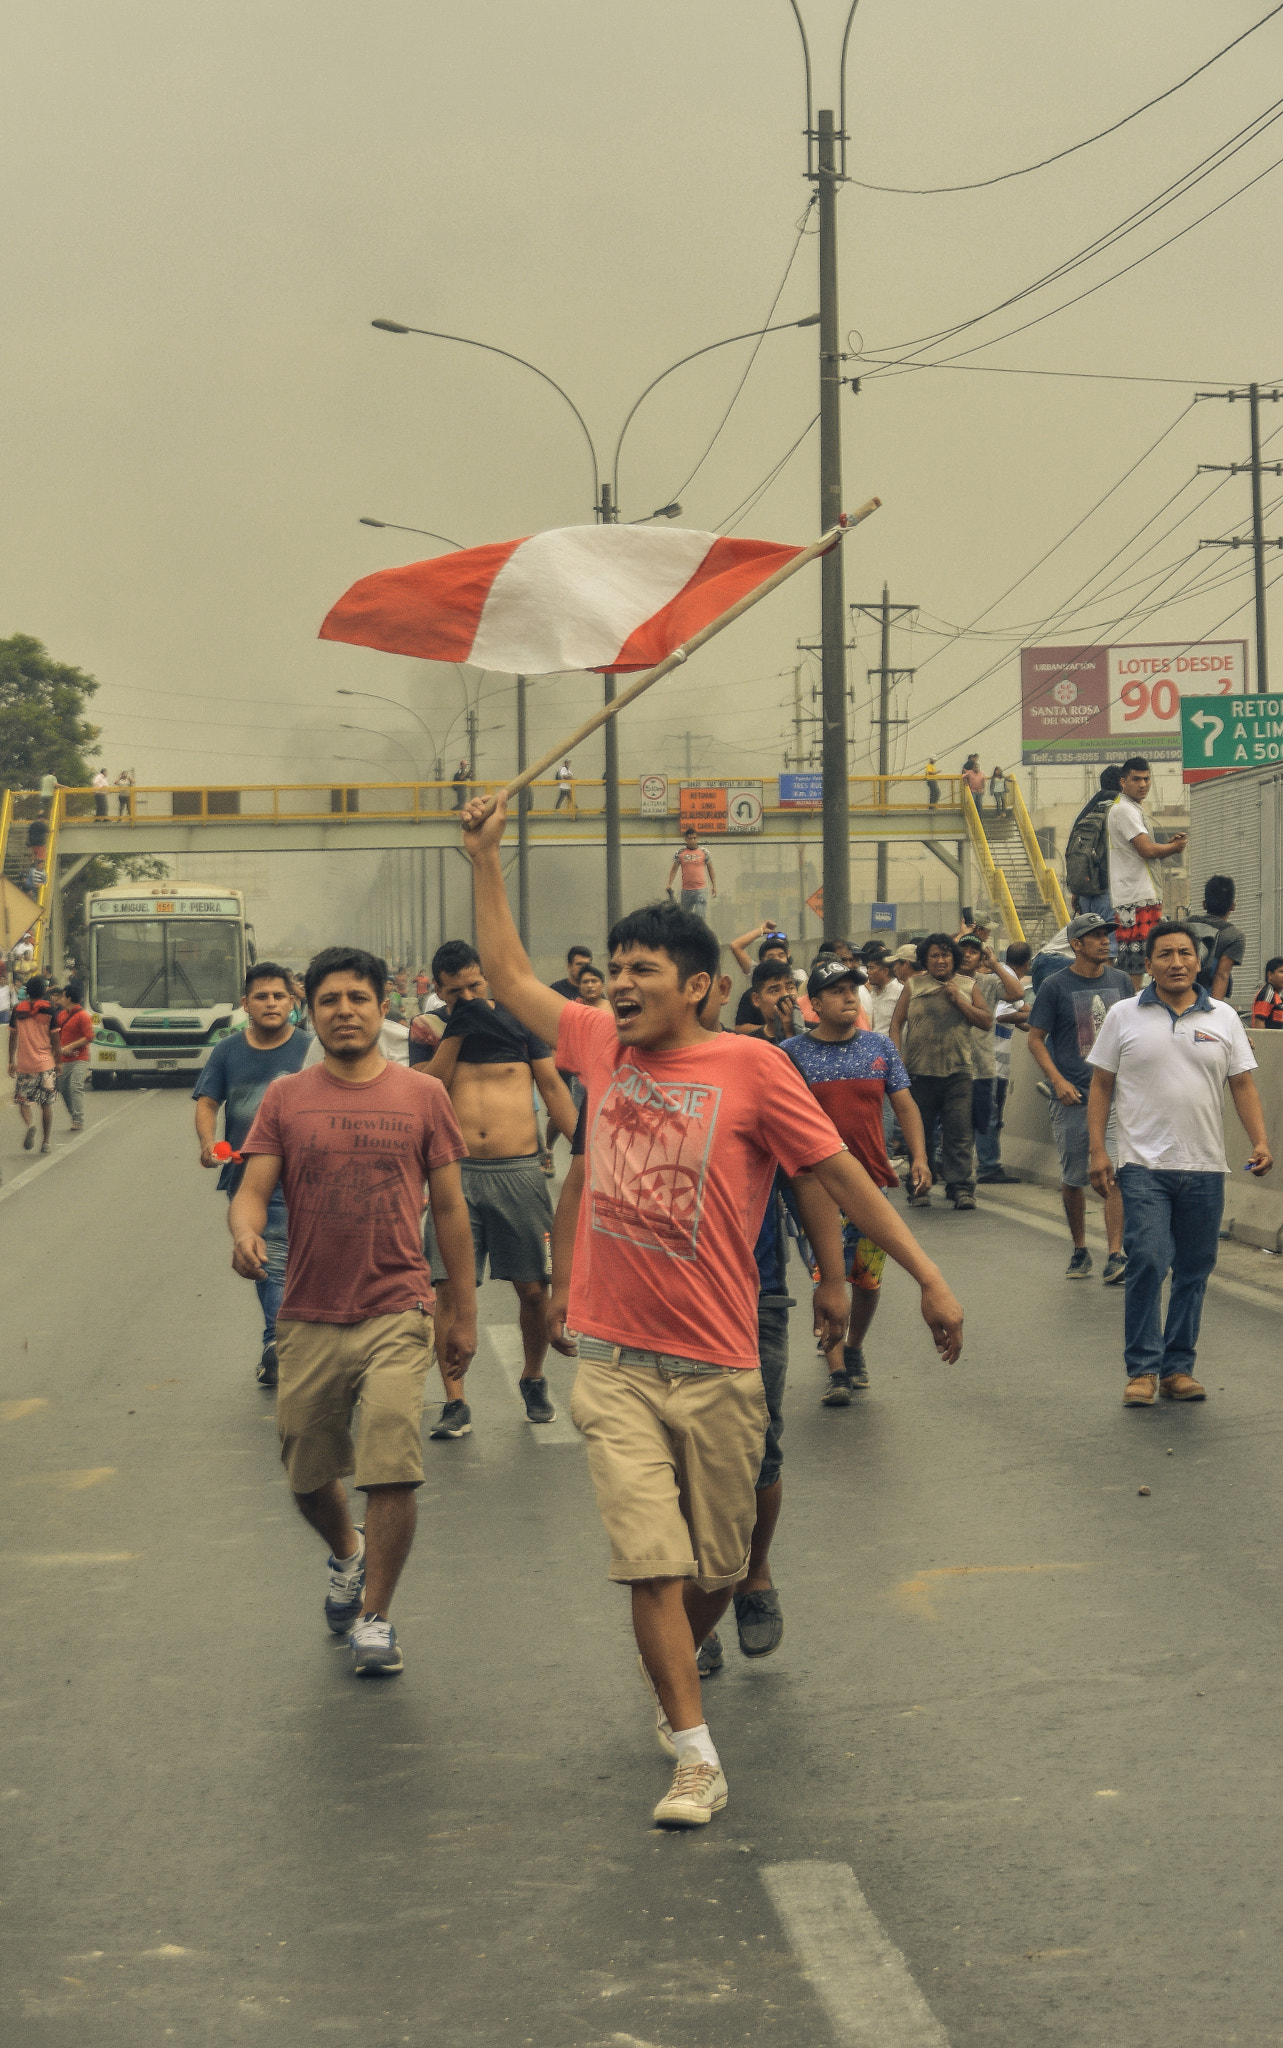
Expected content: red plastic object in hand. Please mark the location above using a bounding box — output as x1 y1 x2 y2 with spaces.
212 1140 243 1162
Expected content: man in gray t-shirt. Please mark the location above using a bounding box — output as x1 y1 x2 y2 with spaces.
1027 914 1133 1283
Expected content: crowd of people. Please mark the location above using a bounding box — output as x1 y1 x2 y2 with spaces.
171 740 1276 1841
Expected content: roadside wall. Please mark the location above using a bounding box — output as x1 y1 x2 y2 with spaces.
1000 1022 1283 1253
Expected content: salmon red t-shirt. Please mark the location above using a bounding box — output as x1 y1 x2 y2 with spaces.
554 1002 844 1369
241 1061 466 1324
675 845 710 890
11 999 56 1074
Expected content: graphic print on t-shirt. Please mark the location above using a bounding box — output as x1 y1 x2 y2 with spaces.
291 1108 420 1226
588 1063 720 1260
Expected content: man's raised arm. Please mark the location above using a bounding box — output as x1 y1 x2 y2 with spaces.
460 792 567 1046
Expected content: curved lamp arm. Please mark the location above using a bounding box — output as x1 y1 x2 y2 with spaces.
785 0 815 176
372 320 599 511
838 0 863 180
359 517 464 551
611 317 819 502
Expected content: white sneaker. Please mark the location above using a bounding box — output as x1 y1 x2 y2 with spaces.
637 1655 677 1758
653 1757 729 1827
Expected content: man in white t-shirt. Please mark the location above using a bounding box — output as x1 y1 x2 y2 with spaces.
1087 920 1271 1406
1106 757 1187 987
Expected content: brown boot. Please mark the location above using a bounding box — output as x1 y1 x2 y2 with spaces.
1123 1374 1158 1405
1160 1373 1206 1400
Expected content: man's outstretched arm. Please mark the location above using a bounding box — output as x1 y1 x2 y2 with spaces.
460 793 567 1045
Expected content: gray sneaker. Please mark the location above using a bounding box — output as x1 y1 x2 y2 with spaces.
1066 1246 1093 1279
1102 1252 1128 1286
843 1347 869 1389
519 1376 556 1424
696 1630 724 1679
429 1399 472 1439
324 1529 366 1635
821 1371 853 1407
348 1614 403 1675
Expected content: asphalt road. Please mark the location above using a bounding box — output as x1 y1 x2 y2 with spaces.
5 1086 1283 2047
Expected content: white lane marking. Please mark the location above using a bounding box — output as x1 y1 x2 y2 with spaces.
976 1191 1282 1317
761 1862 949 2046
0 1090 150 1206
486 1325 580 1445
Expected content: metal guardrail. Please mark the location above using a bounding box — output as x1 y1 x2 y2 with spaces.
42 772 967 826
1009 774 1070 929
961 786 1025 943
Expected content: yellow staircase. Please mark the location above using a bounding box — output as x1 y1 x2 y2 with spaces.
962 777 1068 947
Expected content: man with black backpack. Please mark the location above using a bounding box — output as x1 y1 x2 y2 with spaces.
1186 876 1245 1003
1064 767 1122 923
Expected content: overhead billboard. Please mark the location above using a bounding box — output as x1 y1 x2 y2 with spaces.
1021 641 1248 765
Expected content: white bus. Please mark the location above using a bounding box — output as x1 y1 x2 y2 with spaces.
86 884 256 1086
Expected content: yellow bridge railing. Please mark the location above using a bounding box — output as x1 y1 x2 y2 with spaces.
1009 774 1070 929
961 786 1025 943
43 772 967 826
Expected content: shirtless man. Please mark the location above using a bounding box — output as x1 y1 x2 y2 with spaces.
423 939 578 1435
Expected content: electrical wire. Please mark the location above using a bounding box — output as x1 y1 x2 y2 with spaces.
859 100 1283 368
908 404 1197 676
852 3 1283 194
714 413 820 533
656 196 816 510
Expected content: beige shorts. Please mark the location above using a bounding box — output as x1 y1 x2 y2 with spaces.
568 1354 768 1592
276 1309 435 1495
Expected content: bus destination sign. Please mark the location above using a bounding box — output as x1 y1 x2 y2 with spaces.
89 897 241 919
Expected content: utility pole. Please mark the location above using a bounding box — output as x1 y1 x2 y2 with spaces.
435 753 446 946
599 482 622 929
1197 383 1283 693
515 675 531 951
790 664 804 768
851 587 916 903
816 108 849 939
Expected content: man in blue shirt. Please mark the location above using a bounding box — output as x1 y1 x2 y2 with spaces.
193 962 310 1387
1027 915 1134 1285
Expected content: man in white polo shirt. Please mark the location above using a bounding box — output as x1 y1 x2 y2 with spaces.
1086 920 1271 1405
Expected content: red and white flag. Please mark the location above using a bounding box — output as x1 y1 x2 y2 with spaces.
319 524 805 674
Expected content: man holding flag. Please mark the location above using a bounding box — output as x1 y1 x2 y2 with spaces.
456 791 963 1831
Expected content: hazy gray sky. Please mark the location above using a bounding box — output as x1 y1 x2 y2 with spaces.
5 0 1282 834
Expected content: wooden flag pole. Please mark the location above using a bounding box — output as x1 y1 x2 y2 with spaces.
480 497 881 814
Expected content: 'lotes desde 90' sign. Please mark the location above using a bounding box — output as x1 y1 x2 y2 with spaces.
1021 640 1247 765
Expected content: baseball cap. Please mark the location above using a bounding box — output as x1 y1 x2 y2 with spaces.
890 943 918 963
807 958 868 998
1066 911 1117 941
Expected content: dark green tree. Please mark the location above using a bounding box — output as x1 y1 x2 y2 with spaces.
0 633 102 788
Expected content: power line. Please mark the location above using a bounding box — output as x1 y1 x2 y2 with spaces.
715 413 820 533
852 3 1283 194
860 100 1283 369
658 196 816 508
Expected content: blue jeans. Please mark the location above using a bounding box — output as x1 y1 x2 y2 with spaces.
680 889 709 919
975 1077 1006 1176
236 1187 289 1351
1117 1165 1224 1379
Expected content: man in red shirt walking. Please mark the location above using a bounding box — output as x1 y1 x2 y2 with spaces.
8 972 59 1155
461 795 963 1829
54 977 95 1133
230 947 478 1677
666 827 717 920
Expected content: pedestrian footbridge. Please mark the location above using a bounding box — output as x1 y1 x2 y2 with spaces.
0 769 1068 954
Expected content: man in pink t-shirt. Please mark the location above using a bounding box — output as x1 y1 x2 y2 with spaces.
231 946 478 1680
666 827 717 919
459 792 964 1831
8 971 59 1156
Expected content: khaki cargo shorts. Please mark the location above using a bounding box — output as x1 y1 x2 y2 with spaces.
568 1352 768 1592
276 1309 435 1495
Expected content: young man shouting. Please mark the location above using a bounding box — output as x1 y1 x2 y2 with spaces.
194 961 310 1387
460 792 963 1830
424 940 577 1434
229 947 477 1677
782 958 930 1401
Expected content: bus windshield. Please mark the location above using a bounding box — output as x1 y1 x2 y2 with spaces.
93 920 241 1009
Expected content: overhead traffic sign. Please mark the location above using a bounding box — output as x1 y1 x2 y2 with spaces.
1182 692 1283 783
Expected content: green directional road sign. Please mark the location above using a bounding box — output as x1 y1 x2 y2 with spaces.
1181 691 1283 784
